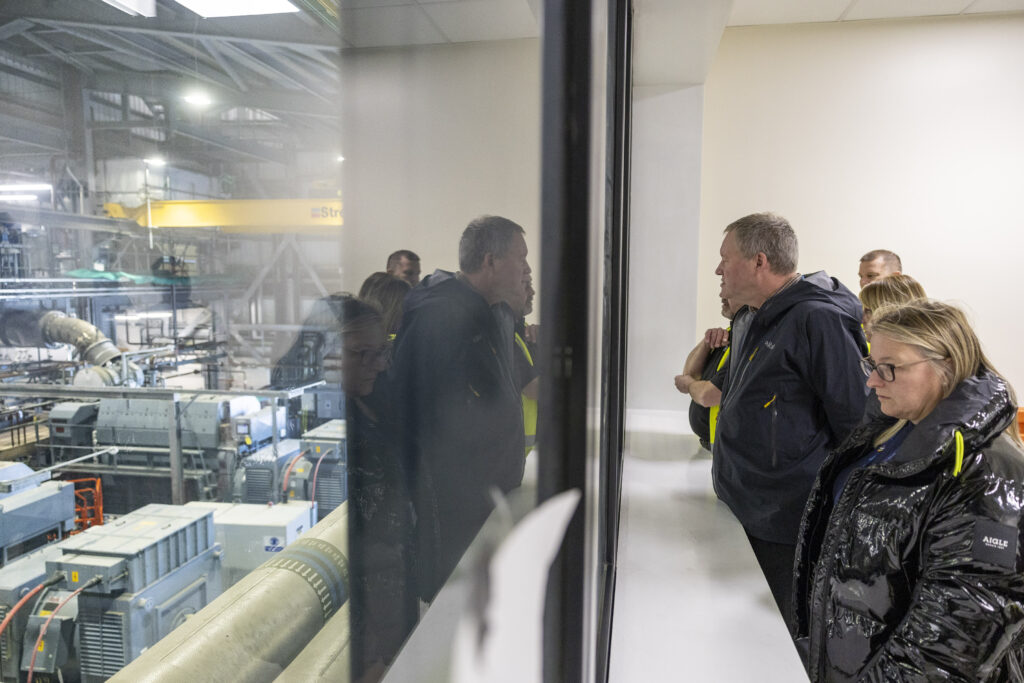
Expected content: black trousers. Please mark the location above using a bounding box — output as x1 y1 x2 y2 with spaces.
745 531 797 632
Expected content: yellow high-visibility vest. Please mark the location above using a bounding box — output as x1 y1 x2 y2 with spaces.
708 346 731 446
514 332 538 457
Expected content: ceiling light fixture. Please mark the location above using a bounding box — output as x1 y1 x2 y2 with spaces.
0 183 52 192
336 155 345 163
100 0 157 17
144 157 167 167
172 0 299 18
0 195 42 202
184 91 212 108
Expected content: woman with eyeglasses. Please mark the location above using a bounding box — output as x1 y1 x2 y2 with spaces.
792 299 1024 681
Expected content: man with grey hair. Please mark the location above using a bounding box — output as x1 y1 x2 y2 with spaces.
713 212 867 628
387 215 531 601
858 249 902 289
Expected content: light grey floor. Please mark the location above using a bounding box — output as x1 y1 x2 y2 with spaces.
608 432 807 682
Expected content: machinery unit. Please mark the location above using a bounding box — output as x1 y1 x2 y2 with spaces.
299 385 345 422
0 545 65 682
48 401 100 462
0 462 75 564
0 504 222 683
95 395 259 451
232 438 301 504
185 501 315 589
45 504 222 682
231 404 287 455
291 420 346 521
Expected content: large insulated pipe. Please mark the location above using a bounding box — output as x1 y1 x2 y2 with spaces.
274 602 351 682
109 503 348 682
0 309 120 365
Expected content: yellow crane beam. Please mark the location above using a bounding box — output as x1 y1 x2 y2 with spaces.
104 199 343 234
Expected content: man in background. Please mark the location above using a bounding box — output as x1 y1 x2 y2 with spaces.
857 249 901 288
387 249 422 287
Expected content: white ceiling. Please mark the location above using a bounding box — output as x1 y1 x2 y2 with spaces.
728 0 1024 26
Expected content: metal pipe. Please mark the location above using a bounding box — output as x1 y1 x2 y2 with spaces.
168 394 184 505
109 503 348 683
0 309 120 365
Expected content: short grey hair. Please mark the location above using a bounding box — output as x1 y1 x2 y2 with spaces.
459 215 524 273
725 212 798 275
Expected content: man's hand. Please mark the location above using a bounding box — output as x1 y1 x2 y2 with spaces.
674 373 694 394
523 324 539 344
704 327 730 349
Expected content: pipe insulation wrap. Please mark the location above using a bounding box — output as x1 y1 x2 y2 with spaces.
0 309 121 365
109 503 349 683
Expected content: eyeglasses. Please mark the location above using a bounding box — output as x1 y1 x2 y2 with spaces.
346 343 392 366
859 356 933 382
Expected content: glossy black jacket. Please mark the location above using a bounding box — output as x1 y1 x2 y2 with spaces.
793 369 1024 681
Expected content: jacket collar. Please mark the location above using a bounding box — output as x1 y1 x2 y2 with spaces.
837 368 1015 475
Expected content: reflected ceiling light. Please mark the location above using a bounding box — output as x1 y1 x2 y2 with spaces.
0 195 41 202
184 91 212 108
144 157 167 167
172 0 299 17
100 0 157 17
336 155 345 163
0 183 52 192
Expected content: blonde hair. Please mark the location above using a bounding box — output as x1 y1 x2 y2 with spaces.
859 274 926 320
869 299 1020 446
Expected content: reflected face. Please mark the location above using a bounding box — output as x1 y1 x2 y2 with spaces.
859 257 893 289
865 334 947 424
715 232 758 307
521 277 535 317
389 257 421 287
341 322 389 397
493 233 531 312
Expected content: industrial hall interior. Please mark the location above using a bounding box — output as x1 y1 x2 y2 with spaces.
1 0 1024 682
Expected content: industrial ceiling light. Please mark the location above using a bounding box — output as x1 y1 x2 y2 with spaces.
0 183 52 192
172 0 299 18
184 91 212 108
336 155 345 163
0 195 42 202
100 0 157 17
144 157 167 167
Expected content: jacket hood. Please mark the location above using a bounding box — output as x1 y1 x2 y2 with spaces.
841 367 1016 470
757 270 862 328
404 269 489 316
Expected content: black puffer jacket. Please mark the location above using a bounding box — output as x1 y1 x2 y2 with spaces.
794 369 1024 682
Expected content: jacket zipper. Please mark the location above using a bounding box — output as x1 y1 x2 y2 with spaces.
770 399 778 467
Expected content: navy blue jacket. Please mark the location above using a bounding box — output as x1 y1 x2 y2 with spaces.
713 271 868 544
385 269 524 599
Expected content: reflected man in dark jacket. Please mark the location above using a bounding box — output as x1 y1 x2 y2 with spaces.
712 212 868 627
387 215 530 601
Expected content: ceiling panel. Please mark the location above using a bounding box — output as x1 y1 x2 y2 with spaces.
964 0 1024 13
843 0 973 21
338 0 409 9
728 0 853 26
421 0 538 43
339 5 447 48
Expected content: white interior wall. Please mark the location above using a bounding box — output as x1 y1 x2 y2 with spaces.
700 14 1024 394
626 85 705 433
337 39 541 305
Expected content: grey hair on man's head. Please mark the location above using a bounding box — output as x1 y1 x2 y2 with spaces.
458 215 525 273
724 212 799 275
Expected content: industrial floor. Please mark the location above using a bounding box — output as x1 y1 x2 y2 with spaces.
608 431 807 682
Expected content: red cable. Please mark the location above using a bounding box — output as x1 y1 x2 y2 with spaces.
280 450 309 497
308 449 332 515
27 578 99 683
0 582 46 643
